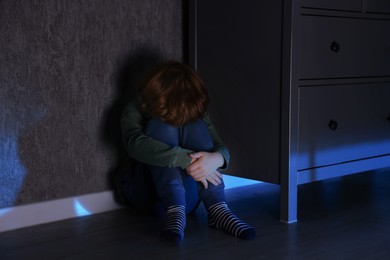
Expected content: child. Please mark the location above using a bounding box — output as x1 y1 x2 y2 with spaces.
120 61 255 243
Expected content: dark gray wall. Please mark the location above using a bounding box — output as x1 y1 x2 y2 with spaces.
0 0 183 208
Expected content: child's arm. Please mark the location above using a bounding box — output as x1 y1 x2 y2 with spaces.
121 102 193 169
186 114 231 188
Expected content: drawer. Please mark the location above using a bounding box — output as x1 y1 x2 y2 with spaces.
299 16 390 79
300 0 362 12
297 84 390 170
366 0 390 14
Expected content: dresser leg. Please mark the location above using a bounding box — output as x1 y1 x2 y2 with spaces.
280 172 298 223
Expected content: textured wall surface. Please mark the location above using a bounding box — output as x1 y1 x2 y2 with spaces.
0 0 183 208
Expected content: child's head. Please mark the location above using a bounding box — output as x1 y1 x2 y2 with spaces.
137 61 209 126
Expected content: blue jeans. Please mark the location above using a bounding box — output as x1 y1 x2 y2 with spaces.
122 118 226 215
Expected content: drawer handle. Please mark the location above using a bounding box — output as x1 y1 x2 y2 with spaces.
330 41 340 53
328 120 338 131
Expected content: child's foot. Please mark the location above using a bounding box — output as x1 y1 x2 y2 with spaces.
160 205 186 243
208 202 256 240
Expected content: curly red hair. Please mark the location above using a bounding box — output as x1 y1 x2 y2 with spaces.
137 61 209 126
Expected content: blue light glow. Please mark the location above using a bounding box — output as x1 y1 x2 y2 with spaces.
298 140 390 170
0 81 46 209
0 134 27 208
0 207 12 217
73 199 92 216
224 175 262 189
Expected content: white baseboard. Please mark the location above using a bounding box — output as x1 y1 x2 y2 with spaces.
0 191 122 233
0 176 261 233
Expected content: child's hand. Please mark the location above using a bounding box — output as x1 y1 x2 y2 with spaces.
186 152 224 188
198 171 223 189
206 171 223 188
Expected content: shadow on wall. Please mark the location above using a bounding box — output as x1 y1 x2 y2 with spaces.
1 0 183 209
101 48 164 191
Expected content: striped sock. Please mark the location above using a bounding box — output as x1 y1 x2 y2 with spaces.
160 205 186 243
208 202 256 240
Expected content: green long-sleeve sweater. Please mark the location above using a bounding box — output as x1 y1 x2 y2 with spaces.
120 102 230 170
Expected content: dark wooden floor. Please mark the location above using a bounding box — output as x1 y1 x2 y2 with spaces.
1 167 390 260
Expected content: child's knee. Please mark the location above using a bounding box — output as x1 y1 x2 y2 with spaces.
181 119 213 151
145 117 180 146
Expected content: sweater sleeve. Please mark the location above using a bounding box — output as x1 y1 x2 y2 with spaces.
121 102 193 169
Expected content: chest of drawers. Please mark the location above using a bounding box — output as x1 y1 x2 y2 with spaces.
188 0 390 223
